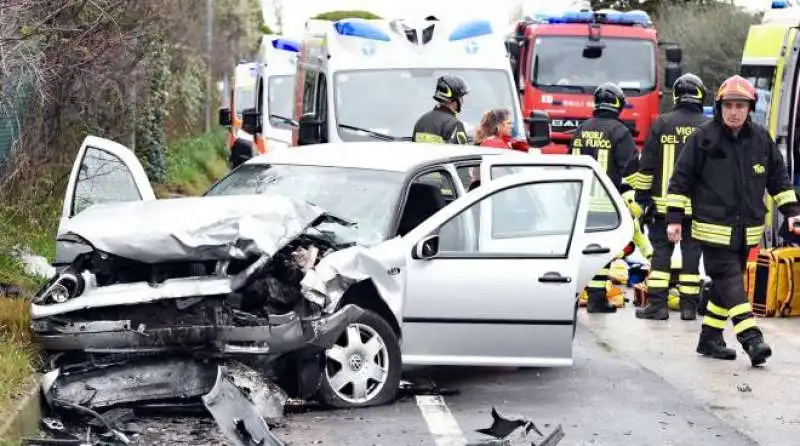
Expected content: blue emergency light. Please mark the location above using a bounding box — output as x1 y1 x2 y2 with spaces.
772 0 788 8
449 19 493 41
541 9 652 26
334 19 391 41
703 106 714 118
272 38 300 52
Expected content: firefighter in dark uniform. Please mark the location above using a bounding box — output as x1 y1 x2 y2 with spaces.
634 73 710 321
570 82 640 313
666 74 800 366
412 75 470 144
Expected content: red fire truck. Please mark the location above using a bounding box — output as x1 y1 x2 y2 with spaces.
506 9 683 154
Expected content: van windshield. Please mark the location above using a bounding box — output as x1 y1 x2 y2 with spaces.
333 68 519 142
268 75 295 129
531 36 656 95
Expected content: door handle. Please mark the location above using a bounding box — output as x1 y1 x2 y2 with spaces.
582 243 611 255
539 271 572 283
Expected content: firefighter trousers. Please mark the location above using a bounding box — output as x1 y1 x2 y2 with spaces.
646 216 702 305
700 244 762 343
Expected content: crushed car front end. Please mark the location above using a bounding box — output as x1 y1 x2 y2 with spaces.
29 193 403 443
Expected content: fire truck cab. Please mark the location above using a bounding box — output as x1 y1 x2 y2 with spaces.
239 36 300 155
291 17 550 149
507 9 683 154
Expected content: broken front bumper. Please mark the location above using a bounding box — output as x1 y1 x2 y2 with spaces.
33 303 364 356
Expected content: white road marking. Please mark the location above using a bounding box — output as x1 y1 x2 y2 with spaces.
416 395 468 446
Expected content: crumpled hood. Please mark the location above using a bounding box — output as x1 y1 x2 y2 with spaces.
60 194 327 263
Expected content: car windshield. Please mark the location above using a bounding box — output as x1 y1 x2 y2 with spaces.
204 164 405 246
531 36 656 94
267 75 295 129
333 68 518 142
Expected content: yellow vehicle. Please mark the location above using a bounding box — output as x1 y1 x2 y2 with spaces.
740 0 800 248
218 62 258 151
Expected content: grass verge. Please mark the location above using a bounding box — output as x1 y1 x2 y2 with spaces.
0 129 230 420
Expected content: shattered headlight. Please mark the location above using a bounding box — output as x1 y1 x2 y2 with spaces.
33 268 96 305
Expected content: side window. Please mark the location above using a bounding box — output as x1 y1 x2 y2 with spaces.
491 165 619 231
585 175 620 230
437 180 582 256
317 74 328 141
455 164 480 191
72 147 142 216
416 170 457 202
301 70 317 116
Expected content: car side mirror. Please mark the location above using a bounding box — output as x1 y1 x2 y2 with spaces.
298 113 324 146
218 107 232 127
242 108 261 134
413 234 439 260
525 110 551 148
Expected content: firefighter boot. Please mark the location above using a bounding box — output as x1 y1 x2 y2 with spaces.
586 290 616 313
680 297 698 321
738 329 772 367
696 326 736 360
635 300 669 320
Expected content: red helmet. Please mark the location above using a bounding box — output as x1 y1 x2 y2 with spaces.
715 75 757 111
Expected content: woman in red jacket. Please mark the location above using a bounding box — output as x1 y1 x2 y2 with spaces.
475 108 513 148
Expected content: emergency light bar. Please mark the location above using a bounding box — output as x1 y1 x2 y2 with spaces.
272 38 300 52
703 106 714 118
535 9 652 26
449 19 493 41
772 0 790 8
333 19 391 41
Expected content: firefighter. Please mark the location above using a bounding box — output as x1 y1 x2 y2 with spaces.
412 75 470 144
666 74 800 366
634 73 710 321
569 82 640 313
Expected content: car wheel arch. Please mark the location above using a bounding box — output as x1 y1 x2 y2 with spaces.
338 280 401 338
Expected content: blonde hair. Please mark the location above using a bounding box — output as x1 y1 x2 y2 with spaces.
475 108 511 144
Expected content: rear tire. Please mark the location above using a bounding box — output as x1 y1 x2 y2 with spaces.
315 310 401 408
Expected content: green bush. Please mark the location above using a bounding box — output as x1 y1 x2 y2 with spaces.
312 10 382 21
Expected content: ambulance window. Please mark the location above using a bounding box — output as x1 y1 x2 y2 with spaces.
302 71 317 115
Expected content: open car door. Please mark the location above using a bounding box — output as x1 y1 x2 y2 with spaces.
478 153 633 289
400 170 593 367
55 136 155 267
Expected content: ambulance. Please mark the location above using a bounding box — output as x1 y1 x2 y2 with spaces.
239 35 301 154
290 17 550 149
219 62 258 150
738 0 800 247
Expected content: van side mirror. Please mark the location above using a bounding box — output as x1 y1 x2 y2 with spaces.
298 114 324 145
218 108 232 127
505 39 520 58
525 110 551 148
242 108 261 134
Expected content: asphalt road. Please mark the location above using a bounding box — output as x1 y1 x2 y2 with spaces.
272 306 775 446
47 305 800 445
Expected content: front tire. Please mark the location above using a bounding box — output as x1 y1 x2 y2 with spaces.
315 310 401 408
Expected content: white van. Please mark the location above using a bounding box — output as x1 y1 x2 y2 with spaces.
290 17 549 149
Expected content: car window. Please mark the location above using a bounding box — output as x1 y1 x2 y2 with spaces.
415 169 457 201
436 180 582 256
455 164 480 191
490 165 620 231
72 147 142 216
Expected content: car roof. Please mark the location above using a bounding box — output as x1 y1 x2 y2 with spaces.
246 142 502 172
